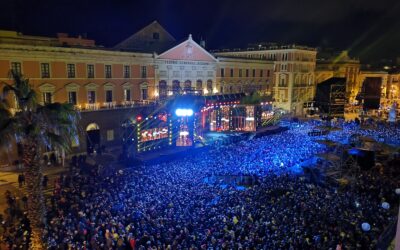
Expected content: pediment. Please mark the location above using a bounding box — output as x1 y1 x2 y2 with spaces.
39 83 56 92
157 35 217 62
85 83 99 90
65 82 80 91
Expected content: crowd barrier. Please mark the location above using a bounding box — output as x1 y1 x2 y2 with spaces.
308 130 329 136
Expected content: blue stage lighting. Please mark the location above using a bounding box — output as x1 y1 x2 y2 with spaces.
175 108 194 117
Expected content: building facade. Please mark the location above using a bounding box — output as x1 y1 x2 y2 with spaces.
214 44 317 115
315 50 360 103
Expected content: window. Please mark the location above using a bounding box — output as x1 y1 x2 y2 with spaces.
230 69 234 77
43 92 52 104
252 69 256 77
67 64 75 78
87 64 94 78
105 65 112 78
105 90 113 103
153 32 160 40
220 68 225 77
107 130 114 141
68 91 77 105
280 78 286 87
124 65 130 78
88 90 96 104
239 69 242 77
260 70 263 77
246 69 249 77
11 62 21 74
41 63 50 78
267 70 270 77
124 89 131 101
141 88 148 100
196 80 202 90
141 66 147 78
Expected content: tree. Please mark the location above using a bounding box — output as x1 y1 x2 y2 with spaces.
0 72 80 249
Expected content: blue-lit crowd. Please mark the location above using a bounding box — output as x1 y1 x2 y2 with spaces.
1 121 400 249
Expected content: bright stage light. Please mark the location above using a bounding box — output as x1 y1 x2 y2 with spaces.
175 108 194 117
179 131 189 136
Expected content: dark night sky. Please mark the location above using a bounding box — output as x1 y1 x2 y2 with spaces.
1 0 399 62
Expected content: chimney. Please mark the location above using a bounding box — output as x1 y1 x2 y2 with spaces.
200 37 206 48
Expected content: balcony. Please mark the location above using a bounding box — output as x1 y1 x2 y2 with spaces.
103 101 117 109
84 103 100 110
77 100 157 112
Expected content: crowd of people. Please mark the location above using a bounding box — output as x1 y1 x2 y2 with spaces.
0 121 399 249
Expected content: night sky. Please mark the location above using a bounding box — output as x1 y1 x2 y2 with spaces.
1 0 399 62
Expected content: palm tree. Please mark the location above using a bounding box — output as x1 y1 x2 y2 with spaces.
0 72 80 249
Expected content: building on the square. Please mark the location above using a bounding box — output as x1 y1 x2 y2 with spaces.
213 43 317 115
315 50 360 103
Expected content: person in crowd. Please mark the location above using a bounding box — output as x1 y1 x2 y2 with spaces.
17 173 25 188
42 175 49 188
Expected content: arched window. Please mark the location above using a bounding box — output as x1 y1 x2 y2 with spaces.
86 123 100 131
184 80 192 91
159 80 167 99
172 80 180 95
206 80 213 94
196 80 202 91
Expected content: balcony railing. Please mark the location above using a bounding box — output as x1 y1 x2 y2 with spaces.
85 103 100 110
103 101 117 109
77 100 157 112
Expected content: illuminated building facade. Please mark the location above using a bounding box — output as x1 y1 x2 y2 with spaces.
213 44 317 115
315 50 360 103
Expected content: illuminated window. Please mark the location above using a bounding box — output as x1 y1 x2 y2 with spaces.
141 66 147 78
107 130 114 141
67 64 75 78
239 69 242 77
252 69 256 77
43 92 52 104
87 64 95 78
105 65 112 78
196 80 202 90
11 62 21 74
88 90 96 104
41 63 50 78
124 65 130 78
124 89 131 101
68 91 77 105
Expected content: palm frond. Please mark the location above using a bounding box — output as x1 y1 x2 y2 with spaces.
36 102 81 152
